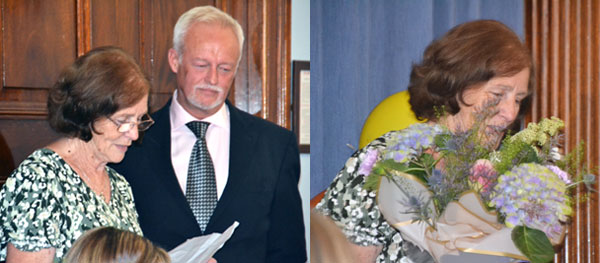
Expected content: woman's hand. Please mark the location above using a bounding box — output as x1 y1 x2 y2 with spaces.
6 243 55 263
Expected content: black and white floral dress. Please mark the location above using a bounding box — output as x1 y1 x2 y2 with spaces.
0 148 143 262
315 123 441 263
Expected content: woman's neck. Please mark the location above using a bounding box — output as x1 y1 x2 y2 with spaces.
48 137 106 174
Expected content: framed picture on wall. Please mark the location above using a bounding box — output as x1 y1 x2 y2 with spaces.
292 60 310 153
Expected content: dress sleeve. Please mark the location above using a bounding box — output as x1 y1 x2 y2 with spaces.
315 135 395 247
0 159 64 253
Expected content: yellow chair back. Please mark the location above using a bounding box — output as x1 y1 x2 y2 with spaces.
359 90 424 148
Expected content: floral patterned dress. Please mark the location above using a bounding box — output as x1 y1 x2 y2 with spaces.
315 123 442 263
0 148 143 262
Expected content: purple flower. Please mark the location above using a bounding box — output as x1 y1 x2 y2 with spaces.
491 163 572 240
406 138 418 148
428 169 444 189
546 165 572 184
358 149 379 176
393 152 408 162
506 215 520 226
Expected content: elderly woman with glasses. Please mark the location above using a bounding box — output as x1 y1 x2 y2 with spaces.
0 46 153 263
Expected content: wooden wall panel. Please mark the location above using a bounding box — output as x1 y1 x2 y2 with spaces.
221 0 258 114
0 1 76 119
264 0 291 128
0 119 59 170
0 130 15 185
90 0 140 61
141 0 213 111
525 0 600 262
0 0 292 184
3 1 76 88
219 0 291 127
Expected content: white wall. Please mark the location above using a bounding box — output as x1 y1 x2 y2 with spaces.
292 0 310 260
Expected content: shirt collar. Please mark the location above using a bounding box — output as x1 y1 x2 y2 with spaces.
169 89 230 132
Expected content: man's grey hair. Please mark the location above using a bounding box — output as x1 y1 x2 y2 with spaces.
172 6 244 63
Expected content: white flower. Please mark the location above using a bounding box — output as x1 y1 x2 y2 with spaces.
6 178 16 191
393 234 403 242
343 205 351 213
19 201 31 211
38 211 50 220
347 221 355 229
345 157 358 173
22 180 32 190
358 189 367 197
369 229 378 236
54 188 63 198
368 210 377 218
550 147 562 161
488 151 501 164
17 217 29 228
350 208 363 218
32 166 43 176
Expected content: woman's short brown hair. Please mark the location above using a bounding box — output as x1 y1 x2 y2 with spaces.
47 46 150 141
408 20 534 121
64 227 170 263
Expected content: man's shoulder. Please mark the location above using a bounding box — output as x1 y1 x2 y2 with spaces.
112 103 170 172
149 100 171 124
229 104 294 137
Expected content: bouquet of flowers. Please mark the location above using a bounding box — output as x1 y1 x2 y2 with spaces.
360 116 596 263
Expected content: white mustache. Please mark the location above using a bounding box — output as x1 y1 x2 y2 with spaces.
194 84 222 94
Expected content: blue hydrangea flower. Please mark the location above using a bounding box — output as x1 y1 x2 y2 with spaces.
490 163 572 241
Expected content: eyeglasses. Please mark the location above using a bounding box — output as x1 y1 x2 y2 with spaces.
107 114 155 133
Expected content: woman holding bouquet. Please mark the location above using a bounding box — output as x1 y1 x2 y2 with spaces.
314 20 534 262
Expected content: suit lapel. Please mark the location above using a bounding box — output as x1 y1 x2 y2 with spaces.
146 102 200 228
207 103 258 227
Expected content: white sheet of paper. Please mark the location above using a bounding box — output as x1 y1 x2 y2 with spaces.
168 221 239 263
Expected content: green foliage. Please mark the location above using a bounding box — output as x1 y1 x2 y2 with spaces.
407 153 435 183
433 105 447 120
364 159 415 191
511 226 555 263
434 133 452 149
556 141 585 177
556 141 598 193
494 138 539 175
363 173 382 192
378 159 411 174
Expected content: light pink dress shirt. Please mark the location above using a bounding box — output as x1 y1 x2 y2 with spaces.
169 90 230 199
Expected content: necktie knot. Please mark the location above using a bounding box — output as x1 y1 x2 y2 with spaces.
186 121 210 140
